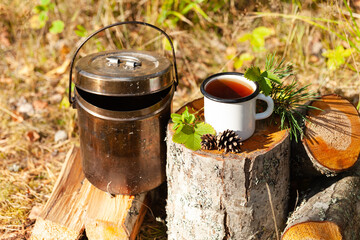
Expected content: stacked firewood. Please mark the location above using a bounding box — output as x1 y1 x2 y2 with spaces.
283 94 360 240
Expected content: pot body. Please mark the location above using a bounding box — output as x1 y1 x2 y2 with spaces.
75 86 174 195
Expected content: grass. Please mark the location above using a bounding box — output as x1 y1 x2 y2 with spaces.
0 0 359 238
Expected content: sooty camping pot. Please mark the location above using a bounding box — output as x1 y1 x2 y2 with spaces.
68 21 179 195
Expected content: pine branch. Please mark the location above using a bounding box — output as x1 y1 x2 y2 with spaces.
259 53 318 142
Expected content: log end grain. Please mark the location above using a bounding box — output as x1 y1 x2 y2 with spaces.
283 176 360 240
30 218 80 240
304 94 360 174
282 221 342 240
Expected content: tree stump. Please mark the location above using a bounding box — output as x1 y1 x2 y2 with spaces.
282 176 360 240
292 94 360 177
166 98 290 240
30 146 149 240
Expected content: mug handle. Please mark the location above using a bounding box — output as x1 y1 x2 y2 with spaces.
255 94 274 120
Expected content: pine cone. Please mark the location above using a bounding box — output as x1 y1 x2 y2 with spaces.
201 134 217 150
217 129 242 153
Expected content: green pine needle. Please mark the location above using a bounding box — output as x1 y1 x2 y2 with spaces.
246 53 318 142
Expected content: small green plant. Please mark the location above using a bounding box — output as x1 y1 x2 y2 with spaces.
246 53 318 141
238 26 274 52
244 58 285 96
171 107 215 151
75 25 88 37
30 0 64 34
157 0 211 27
226 52 254 70
322 45 353 71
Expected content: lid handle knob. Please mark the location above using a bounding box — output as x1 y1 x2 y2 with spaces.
106 56 142 69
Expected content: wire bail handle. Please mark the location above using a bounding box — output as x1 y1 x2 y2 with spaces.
68 21 179 105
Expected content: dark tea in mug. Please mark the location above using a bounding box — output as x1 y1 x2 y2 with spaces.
204 78 254 99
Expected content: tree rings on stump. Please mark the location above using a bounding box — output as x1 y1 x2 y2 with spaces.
303 94 360 176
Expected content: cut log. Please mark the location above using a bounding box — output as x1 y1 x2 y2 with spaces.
84 179 150 240
166 98 290 240
294 94 360 177
30 146 86 240
30 146 149 240
282 176 360 240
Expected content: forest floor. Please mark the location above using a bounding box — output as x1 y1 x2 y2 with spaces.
0 0 359 239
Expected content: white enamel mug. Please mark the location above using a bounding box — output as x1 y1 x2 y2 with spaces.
200 72 274 141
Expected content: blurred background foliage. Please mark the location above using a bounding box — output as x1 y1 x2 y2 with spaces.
0 0 359 238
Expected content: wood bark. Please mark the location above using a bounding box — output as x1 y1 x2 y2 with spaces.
30 146 149 240
282 176 360 240
166 98 290 240
292 94 360 177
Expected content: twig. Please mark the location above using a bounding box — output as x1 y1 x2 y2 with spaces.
294 189 299 212
266 183 280 240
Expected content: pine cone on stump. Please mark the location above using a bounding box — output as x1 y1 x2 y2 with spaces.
201 134 217 150
217 129 242 153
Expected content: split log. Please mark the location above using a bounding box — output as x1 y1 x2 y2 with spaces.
30 146 149 240
282 176 360 240
166 98 290 240
83 180 150 240
293 94 360 177
30 146 86 240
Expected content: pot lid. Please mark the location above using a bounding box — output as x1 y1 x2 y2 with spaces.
74 50 173 96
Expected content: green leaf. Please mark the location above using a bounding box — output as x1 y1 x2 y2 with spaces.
187 114 195 124
238 33 252 42
250 36 265 51
234 53 254 69
172 125 193 144
34 5 46 13
59 96 70 108
342 48 353 57
49 20 64 34
244 66 262 82
226 53 236 60
75 25 87 37
184 133 202 151
172 122 180 130
322 46 354 71
41 0 51 6
238 27 273 52
260 77 272 96
168 11 193 26
175 124 184 134
47 2 55 10
253 26 274 39
192 3 210 20
182 107 190 119
38 12 48 28
172 132 189 144
170 105 215 151
194 122 216 136
239 53 254 62
326 58 338 71
171 113 182 123
181 3 195 15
